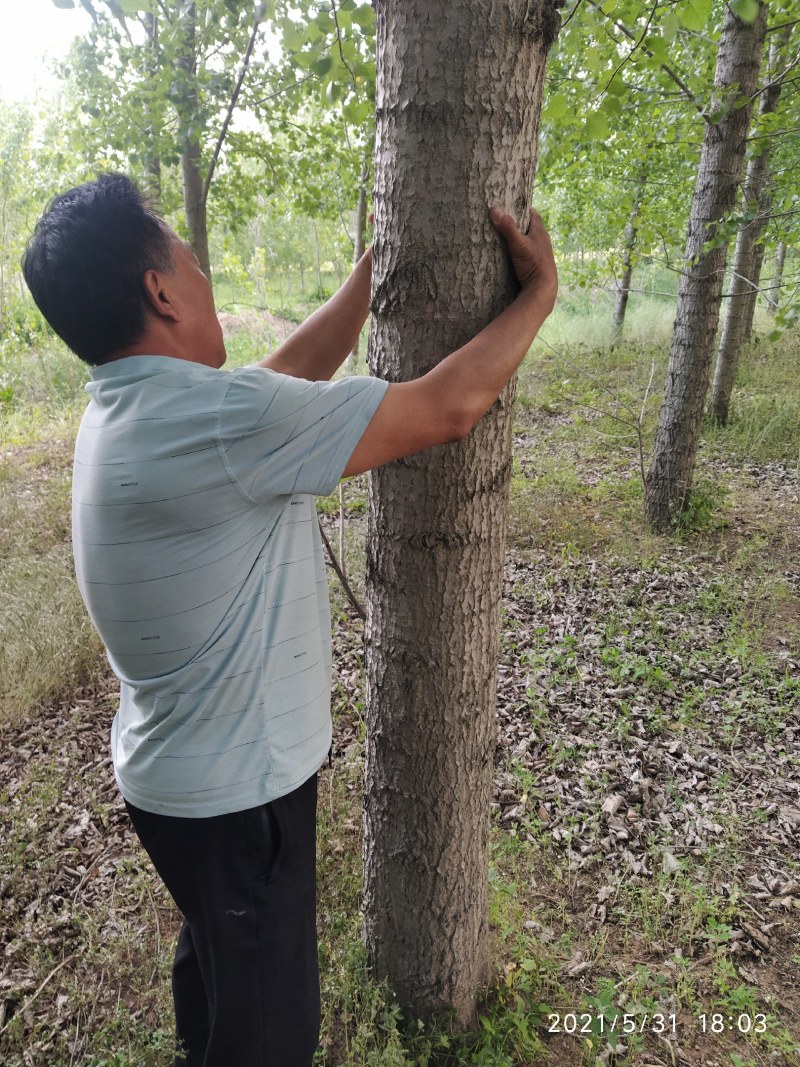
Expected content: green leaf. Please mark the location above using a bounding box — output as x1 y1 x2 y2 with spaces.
51 0 76 7
584 46 602 75
605 75 626 97
312 55 334 77
661 9 681 40
116 0 147 13
543 92 569 121
281 22 305 53
351 5 375 29
648 35 671 65
314 10 334 32
343 98 373 125
584 110 610 139
730 0 760 21
678 0 712 32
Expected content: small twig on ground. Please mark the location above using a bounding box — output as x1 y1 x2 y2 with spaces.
68 1005 81 1067
0 953 78 1036
71 846 114 901
318 517 366 621
338 483 347 582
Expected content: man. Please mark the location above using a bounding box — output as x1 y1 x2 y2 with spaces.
22 174 557 1066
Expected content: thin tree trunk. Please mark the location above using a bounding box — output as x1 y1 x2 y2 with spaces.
178 3 212 283
709 31 787 425
644 2 767 531
742 238 765 343
612 202 640 339
767 239 787 314
364 0 560 1030
182 140 212 282
313 222 322 298
143 10 162 202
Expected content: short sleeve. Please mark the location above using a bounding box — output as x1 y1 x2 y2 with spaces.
217 366 389 501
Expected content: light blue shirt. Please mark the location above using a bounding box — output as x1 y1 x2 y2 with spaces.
72 355 388 817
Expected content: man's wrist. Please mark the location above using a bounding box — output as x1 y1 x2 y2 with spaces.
517 280 557 319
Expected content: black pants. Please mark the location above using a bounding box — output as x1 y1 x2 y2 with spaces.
125 773 320 1067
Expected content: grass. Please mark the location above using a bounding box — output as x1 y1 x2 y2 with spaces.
1 288 799 1064
0 437 102 725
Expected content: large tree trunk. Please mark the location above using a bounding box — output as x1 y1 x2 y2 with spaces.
644 2 767 531
709 33 787 425
363 0 560 1031
767 239 787 314
178 3 212 283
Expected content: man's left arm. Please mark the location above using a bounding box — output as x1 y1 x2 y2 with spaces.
258 248 372 381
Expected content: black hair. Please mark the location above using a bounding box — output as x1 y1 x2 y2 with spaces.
22 174 176 366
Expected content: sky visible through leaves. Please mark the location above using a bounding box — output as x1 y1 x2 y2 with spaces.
0 0 94 102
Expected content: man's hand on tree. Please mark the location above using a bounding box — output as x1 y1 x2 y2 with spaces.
490 207 558 310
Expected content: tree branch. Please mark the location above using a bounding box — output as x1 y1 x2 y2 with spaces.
250 72 315 110
77 0 99 24
561 0 585 31
329 0 354 153
331 0 357 91
766 17 800 34
202 15 262 208
752 52 800 99
587 0 707 120
318 517 366 621
599 0 659 96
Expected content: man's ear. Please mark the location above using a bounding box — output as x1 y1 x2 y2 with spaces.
142 268 180 322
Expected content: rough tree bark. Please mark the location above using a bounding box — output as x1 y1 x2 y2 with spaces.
644 2 767 531
363 0 561 1030
709 33 787 425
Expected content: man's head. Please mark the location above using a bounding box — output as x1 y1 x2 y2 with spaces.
22 174 226 368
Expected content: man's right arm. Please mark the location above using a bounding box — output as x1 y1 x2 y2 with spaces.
343 208 558 478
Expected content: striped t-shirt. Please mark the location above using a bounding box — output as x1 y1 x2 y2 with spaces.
72 355 388 817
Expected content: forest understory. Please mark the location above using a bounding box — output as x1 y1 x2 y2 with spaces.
1 348 798 1065
2 0 799 1059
